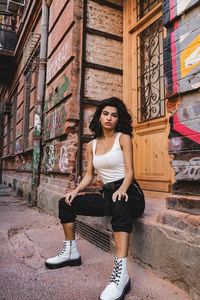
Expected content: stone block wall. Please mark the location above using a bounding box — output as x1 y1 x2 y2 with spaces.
163 0 200 194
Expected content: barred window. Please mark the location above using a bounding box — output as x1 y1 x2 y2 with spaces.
137 0 162 20
137 18 165 122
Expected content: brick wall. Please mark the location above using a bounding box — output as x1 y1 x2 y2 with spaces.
42 0 83 187
80 0 123 180
163 0 200 194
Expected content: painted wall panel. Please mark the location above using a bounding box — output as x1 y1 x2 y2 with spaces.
49 0 68 31
163 0 199 26
44 98 78 141
47 30 73 83
164 7 200 96
45 66 72 112
48 0 74 57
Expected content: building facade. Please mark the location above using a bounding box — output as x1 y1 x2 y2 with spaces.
0 0 200 297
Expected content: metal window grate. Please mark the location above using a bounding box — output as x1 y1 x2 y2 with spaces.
137 18 165 122
75 220 111 252
137 0 162 20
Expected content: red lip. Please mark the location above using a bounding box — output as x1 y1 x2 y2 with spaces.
105 122 112 125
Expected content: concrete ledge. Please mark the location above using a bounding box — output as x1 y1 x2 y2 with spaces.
130 204 200 300
3 174 31 200
37 186 63 217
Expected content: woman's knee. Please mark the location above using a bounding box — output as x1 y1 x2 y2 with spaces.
58 197 67 213
112 222 132 233
58 197 75 222
111 201 132 233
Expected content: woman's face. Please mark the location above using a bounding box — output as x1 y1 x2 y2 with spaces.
99 106 119 131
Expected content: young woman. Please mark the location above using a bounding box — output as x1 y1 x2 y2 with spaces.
45 97 145 300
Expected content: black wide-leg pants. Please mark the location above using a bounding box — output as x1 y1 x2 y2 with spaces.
59 179 145 233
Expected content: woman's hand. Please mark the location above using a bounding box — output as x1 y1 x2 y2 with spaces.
65 191 78 206
112 189 128 202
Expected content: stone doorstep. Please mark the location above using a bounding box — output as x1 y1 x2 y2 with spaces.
166 195 200 215
130 198 200 300
0 184 10 189
157 209 200 236
0 185 12 197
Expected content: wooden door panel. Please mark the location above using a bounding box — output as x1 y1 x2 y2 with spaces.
134 121 171 191
124 0 173 192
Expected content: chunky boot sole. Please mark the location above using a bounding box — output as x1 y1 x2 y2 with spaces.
99 279 131 300
45 256 82 269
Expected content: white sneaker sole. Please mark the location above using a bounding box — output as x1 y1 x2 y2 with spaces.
45 256 82 269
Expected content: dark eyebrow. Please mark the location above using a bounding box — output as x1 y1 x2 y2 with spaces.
102 110 118 115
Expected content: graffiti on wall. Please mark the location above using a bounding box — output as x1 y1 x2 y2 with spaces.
33 113 41 137
172 157 200 181
47 31 73 83
15 138 23 154
169 97 200 181
163 6 200 96
42 140 75 173
44 75 70 112
15 155 32 171
163 0 199 26
44 104 67 140
59 145 68 172
32 145 40 187
45 144 55 172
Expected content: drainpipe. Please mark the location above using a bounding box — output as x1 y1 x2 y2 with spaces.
0 102 3 184
30 0 49 206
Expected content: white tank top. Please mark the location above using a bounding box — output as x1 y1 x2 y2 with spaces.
92 132 125 184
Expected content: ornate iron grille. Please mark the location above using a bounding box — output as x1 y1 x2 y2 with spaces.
137 0 162 20
137 18 165 122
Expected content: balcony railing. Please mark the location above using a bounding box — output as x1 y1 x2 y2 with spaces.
0 23 17 52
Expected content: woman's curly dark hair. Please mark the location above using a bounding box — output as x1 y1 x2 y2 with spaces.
89 97 133 138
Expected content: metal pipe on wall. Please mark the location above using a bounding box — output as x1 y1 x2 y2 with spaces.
30 0 49 206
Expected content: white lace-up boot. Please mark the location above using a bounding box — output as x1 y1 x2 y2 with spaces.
45 240 81 269
99 257 130 300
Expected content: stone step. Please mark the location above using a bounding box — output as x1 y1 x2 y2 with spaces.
0 184 9 189
157 209 200 236
0 185 12 197
130 198 200 300
166 194 200 215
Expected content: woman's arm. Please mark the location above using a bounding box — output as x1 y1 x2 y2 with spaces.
65 141 94 205
112 134 134 202
74 141 94 193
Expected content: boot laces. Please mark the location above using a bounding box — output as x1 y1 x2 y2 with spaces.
58 241 68 257
109 259 122 286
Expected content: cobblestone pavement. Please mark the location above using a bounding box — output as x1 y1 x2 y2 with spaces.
0 187 191 300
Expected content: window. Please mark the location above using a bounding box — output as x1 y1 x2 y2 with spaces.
137 18 165 122
137 0 162 20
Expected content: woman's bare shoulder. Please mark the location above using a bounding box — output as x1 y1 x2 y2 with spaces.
119 133 132 142
87 140 94 151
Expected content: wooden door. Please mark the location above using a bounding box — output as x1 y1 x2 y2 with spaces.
124 0 172 192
